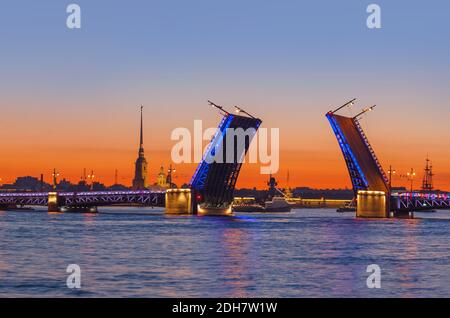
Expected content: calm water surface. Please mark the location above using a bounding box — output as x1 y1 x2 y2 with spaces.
0 208 449 297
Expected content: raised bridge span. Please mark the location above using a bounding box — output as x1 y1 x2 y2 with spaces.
326 99 449 217
189 106 262 215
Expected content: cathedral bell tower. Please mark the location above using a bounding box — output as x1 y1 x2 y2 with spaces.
132 106 148 190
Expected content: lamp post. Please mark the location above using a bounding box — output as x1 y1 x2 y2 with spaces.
167 165 176 189
87 170 95 191
387 165 396 191
52 169 60 190
406 168 416 194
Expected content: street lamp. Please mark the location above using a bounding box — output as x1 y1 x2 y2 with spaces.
387 165 396 190
406 168 416 194
167 165 176 189
87 170 95 191
52 169 60 190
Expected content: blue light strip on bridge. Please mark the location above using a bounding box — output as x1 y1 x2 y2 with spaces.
326 113 369 190
189 114 234 190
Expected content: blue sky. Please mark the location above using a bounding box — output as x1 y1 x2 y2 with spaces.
0 0 449 188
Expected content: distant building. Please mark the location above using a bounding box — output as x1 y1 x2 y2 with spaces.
108 183 130 191
132 106 148 190
9 176 50 191
57 178 71 191
91 182 106 191
68 180 90 192
156 165 168 188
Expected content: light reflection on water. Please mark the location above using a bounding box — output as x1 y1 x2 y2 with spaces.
0 208 449 297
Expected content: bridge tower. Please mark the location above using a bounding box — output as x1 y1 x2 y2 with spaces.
132 106 148 190
326 100 390 218
189 101 262 216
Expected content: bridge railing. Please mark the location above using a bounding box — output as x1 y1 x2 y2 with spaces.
0 190 166 207
326 113 368 191
61 191 165 206
392 192 450 210
354 119 389 186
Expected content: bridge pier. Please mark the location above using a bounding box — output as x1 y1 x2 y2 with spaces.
48 192 61 212
357 190 389 218
389 196 414 218
165 189 193 214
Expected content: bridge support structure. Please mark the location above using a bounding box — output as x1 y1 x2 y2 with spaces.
326 101 391 218
165 189 193 214
48 192 61 212
357 190 388 218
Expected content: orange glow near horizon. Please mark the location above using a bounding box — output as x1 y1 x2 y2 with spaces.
1 94 450 191
1 107 449 191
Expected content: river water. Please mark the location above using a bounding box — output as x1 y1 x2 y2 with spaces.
0 208 449 297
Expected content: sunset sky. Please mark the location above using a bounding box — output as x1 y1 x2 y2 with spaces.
1 1 449 190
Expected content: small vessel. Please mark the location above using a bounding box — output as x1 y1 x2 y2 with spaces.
336 201 356 213
264 196 293 212
232 196 293 213
197 203 233 216
232 175 294 213
336 206 356 213
60 206 98 213
232 203 265 213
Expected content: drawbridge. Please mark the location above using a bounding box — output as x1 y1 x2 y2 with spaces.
189 101 262 215
326 99 390 217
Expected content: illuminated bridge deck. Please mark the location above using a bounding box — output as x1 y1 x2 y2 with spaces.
393 192 450 211
0 190 165 208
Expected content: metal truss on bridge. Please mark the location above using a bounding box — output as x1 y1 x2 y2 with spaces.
326 104 389 195
0 192 48 206
353 119 389 186
190 114 231 191
394 192 450 211
326 113 369 192
0 190 165 207
60 191 165 207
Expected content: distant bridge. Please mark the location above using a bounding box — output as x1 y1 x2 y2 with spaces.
0 190 165 210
